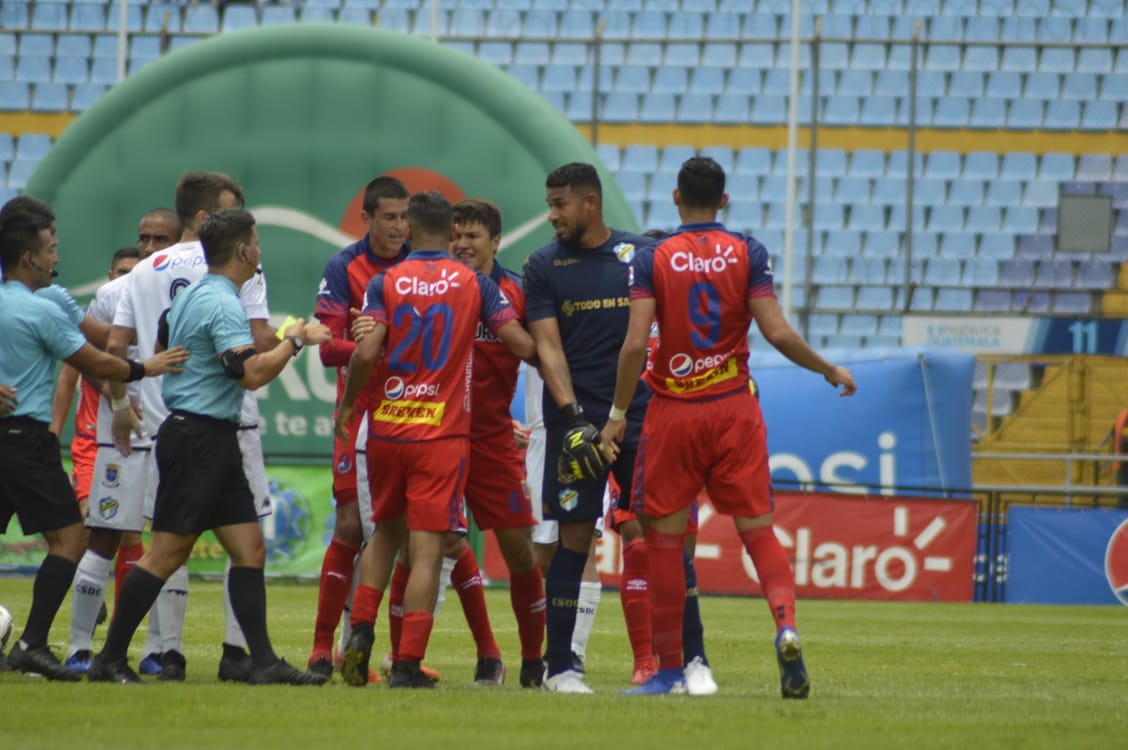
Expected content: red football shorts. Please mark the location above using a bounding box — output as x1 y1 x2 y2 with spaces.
465 429 535 531
331 406 363 507
633 389 772 520
367 436 470 532
70 433 97 501
608 476 699 534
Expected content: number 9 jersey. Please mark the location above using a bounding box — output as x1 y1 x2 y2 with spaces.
360 248 518 442
630 222 775 401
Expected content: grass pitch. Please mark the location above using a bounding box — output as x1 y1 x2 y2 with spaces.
0 578 1125 750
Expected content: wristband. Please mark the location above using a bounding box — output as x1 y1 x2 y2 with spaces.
608 405 627 421
124 359 146 382
111 397 130 412
560 402 585 427
286 335 304 356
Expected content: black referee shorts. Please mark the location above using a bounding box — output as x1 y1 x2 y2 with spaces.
152 411 257 535
0 417 83 535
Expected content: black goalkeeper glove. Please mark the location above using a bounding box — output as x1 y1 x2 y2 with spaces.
558 403 608 482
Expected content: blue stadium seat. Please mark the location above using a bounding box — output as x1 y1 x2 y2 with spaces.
557 10 592 38
864 231 901 258
932 97 970 128
523 9 557 37
505 63 540 91
965 257 999 286
700 146 734 173
485 9 521 37
1061 72 1098 101
261 5 296 25
849 149 886 178
849 257 889 285
1039 47 1075 73
297 7 333 22
1007 100 1044 129
639 93 676 123
622 144 659 173
31 4 67 30
1024 71 1060 100
7 159 39 189
924 43 961 72
949 178 985 207
974 289 1012 313
722 68 755 95
651 65 687 94
840 313 879 337
962 152 999 180
1001 46 1037 71
106 4 143 32
949 71 985 98
838 70 873 97
221 5 258 33
748 94 783 124
613 65 650 94
675 93 714 124
645 201 681 232
89 56 117 85
541 64 575 92
1077 153 1113 181
1040 152 1075 180
595 143 621 172
1080 101 1118 130
632 10 666 39
984 71 1021 98
713 94 749 124
1000 152 1037 181
183 4 218 33
1015 234 1053 258
925 256 964 286
1078 48 1113 74
818 285 856 309
657 145 695 175
16 56 52 84
514 42 549 65
55 34 91 59
1012 290 1051 314
1043 100 1081 130
837 177 872 203
962 45 999 72
1002 206 1039 233
985 179 1022 207
1034 258 1076 288
928 206 965 233
939 231 978 259
19 33 54 57
15 133 51 161
599 10 633 40
477 42 512 66
824 229 862 257
851 43 887 71
625 42 661 67
966 206 1002 233
551 42 587 66
904 286 934 312
856 284 895 311
735 147 772 176
1052 292 1094 315
1077 259 1115 289
71 82 106 111
615 172 648 202
761 69 790 96
129 36 161 62
933 288 973 312
999 257 1036 287
914 177 948 206
871 177 904 206
30 82 68 113
710 12 751 38
1 3 29 30
53 56 88 85
823 95 860 125
808 313 840 337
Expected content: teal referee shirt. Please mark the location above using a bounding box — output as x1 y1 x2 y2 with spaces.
0 280 87 422
162 274 254 423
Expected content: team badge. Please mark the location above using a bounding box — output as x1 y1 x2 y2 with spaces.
98 496 119 520
335 454 353 474
557 488 579 513
613 242 636 262
103 464 120 488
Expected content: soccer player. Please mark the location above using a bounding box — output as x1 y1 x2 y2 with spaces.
105 173 277 682
307 176 409 679
522 162 655 693
601 157 856 696
89 209 331 685
336 191 536 688
0 199 187 681
451 198 545 687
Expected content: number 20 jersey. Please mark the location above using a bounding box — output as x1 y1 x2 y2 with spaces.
361 249 517 442
630 221 775 401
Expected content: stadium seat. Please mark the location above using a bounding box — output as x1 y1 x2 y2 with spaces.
1052 292 1094 315
221 5 258 33
31 3 67 30
864 231 900 258
0 3 29 30
1077 153 1113 181
915 178 948 206
53 56 88 86
1078 48 1113 74
1034 258 1076 288
71 82 106 111
638 93 676 123
939 231 978 259
927 206 965 233
748 94 783 124
622 145 659 174
723 68 756 96
30 82 68 113
949 179 985 208
184 4 219 33
1015 234 1053 258
16 56 52 85
651 65 687 94
262 5 297 26
985 179 1023 207
965 257 999 286
1012 290 1051 314
1076 259 1115 289
974 289 1012 313
485 9 521 37
1080 101 1119 130
1043 100 1081 130
1007 100 1044 129
849 256 889 285
837 177 872 204
925 256 963 286
999 258 1036 287
1002 206 1040 234
856 284 895 310
1040 152 1076 180
818 285 856 309
966 206 1002 233
675 93 713 124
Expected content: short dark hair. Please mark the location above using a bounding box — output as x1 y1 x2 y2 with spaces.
677 157 726 209
452 198 502 238
362 176 409 214
642 229 668 240
407 191 452 239
111 246 141 267
0 195 54 224
198 208 256 266
141 207 182 231
0 200 53 271
546 162 602 197
175 171 245 226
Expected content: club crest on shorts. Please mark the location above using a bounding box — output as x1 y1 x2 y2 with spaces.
557 488 579 512
98 496 119 520
102 464 120 488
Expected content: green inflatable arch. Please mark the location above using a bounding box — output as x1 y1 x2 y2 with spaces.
27 24 637 459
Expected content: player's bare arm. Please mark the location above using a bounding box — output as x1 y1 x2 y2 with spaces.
106 324 142 455
527 316 578 409
600 296 656 459
237 318 330 391
349 307 376 342
750 296 857 396
250 318 280 351
334 319 387 441
79 315 112 350
495 319 538 365
49 363 80 435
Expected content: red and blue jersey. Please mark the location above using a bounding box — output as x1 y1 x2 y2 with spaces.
315 235 410 408
471 263 526 441
630 221 774 402
362 249 517 443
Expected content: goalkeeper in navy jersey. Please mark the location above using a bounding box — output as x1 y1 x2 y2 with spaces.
522 163 654 693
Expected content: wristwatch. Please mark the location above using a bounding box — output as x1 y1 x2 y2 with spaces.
286 335 304 355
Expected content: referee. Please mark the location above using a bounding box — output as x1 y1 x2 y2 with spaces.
89 209 332 685
0 199 188 680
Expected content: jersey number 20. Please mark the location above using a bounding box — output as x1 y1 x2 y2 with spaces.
388 303 452 372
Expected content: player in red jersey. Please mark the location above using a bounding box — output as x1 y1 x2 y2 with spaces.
308 176 409 677
336 191 537 688
602 157 856 697
451 198 545 687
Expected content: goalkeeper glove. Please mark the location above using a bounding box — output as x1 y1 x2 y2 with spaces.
558 403 607 482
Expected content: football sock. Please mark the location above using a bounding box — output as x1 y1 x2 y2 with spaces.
740 526 797 632
141 601 162 658
20 554 77 650
311 538 360 658
101 566 165 661
387 560 410 657
157 565 189 655
227 566 277 668
647 528 687 671
509 568 546 660
337 551 363 657
69 550 112 655
620 537 654 667
398 611 434 663
436 554 455 616
222 557 247 650
682 548 708 664
350 584 384 628
451 546 500 659
545 545 586 676
114 541 144 612
572 580 602 661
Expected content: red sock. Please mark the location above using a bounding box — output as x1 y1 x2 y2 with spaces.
620 537 654 666
311 538 360 657
647 528 686 670
114 542 144 612
452 546 500 659
350 584 384 627
398 611 435 662
740 526 797 631
509 568 546 660
388 560 410 659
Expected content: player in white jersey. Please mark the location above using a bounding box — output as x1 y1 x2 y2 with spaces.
523 364 607 672
106 172 278 681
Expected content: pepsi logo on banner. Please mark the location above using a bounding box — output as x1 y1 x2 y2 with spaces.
1104 520 1128 605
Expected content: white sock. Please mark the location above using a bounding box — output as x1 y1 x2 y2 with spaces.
68 550 112 656
572 580 602 661
158 565 189 655
142 603 162 658
337 550 363 657
222 558 246 649
433 555 456 617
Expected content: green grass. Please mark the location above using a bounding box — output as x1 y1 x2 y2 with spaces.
1 579 1126 749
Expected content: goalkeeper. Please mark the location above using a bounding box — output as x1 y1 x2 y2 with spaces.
522 163 655 693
